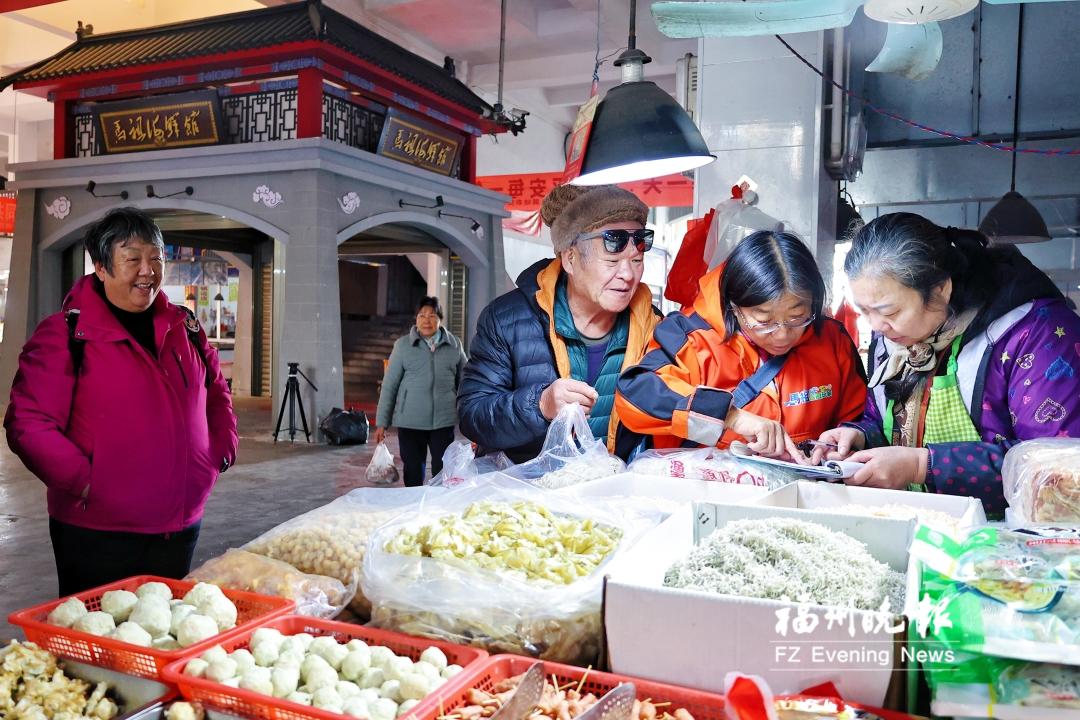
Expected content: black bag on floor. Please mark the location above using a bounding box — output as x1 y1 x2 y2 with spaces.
319 407 370 445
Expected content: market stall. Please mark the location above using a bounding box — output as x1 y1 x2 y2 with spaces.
5 412 1078 720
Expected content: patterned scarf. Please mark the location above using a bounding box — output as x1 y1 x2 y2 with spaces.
871 308 978 446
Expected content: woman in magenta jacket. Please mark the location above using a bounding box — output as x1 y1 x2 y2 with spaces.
5 207 238 596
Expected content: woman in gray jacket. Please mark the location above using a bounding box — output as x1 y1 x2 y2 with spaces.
374 297 468 486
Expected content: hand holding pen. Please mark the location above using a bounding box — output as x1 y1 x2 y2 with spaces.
809 427 866 465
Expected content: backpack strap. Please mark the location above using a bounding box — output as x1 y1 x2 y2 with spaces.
179 306 214 388
66 306 213 388
731 353 789 409
66 309 85 378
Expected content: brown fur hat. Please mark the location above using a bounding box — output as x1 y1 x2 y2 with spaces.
540 184 648 253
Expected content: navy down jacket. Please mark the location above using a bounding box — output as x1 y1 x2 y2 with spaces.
457 260 561 463
458 259 651 463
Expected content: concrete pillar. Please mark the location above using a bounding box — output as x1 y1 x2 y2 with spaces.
695 32 831 254
0 189 40 409
214 251 253 397
376 265 388 316
404 252 447 304
275 171 345 436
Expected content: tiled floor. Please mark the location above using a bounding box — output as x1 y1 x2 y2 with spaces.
0 396 412 640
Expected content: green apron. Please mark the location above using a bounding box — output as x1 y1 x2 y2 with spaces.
883 336 981 490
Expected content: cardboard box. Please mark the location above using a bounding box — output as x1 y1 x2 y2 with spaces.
751 481 987 532
604 503 912 707
557 472 771 505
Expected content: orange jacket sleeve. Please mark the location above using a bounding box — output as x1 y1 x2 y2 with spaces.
616 312 732 446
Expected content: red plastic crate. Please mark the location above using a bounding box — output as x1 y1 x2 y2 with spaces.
416 655 727 720
162 615 489 720
8 575 294 679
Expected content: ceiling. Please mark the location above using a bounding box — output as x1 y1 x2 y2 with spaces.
0 0 693 168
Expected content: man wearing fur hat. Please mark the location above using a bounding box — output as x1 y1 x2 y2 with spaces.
458 184 660 462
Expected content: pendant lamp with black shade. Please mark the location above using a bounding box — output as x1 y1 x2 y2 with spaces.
978 7 1050 245
570 0 715 186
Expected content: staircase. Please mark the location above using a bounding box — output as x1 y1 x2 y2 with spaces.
342 314 415 410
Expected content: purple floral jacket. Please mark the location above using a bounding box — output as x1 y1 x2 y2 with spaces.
853 298 1080 517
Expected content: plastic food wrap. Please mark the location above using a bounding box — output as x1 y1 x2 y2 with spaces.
361 480 663 665
427 441 513 487
244 488 436 618
910 525 1080 662
1003 438 1080 525
503 403 625 489
430 404 624 490
185 549 352 619
996 662 1080 708
628 447 793 489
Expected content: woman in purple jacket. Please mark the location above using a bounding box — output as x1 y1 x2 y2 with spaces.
813 212 1080 517
5 208 238 595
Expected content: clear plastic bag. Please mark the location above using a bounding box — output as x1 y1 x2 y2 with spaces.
427 440 513 487
243 487 437 618
704 197 787 271
185 549 352 618
628 446 793 489
995 662 1080 708
361 479 664 665
1003 438 1080 525
366 441 400 485
502 403 625 489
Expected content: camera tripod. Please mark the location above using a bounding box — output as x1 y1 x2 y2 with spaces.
273 362 318 443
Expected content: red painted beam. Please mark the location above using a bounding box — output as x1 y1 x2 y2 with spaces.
296 67 323 139
53 99 71 159
0 0 63 11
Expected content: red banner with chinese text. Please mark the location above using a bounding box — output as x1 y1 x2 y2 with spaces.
476 172 694 211
0 196 16 235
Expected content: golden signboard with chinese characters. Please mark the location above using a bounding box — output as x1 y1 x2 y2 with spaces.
94 90 223 154
376 109 463 177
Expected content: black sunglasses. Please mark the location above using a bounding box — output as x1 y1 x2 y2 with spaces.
575 228 654 253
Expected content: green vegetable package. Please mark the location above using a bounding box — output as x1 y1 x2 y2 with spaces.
360 480 662 665
909 525 1080 664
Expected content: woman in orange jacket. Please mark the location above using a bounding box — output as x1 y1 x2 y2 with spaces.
616 230 866 460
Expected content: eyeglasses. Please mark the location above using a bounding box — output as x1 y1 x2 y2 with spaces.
574 228 654 254
416 312 440 320
734 306 815 335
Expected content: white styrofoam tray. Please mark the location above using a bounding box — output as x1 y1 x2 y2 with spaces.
604 502 914 708
750 481 987 532
556 472 771 505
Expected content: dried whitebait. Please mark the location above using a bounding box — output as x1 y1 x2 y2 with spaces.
663 517 905 611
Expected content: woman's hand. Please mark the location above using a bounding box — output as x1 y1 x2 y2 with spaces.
374 427 386 444
810 426 866 465
844 446 929 490
727 408 807 464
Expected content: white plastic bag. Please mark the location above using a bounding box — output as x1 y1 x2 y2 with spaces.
366 441 399 485
244 487 438 618
704 197 787 271
185 549 352 619
427 440 513 487
361 479 664 665
1002 438 1080 526
628 446 793 489
502 403 625 489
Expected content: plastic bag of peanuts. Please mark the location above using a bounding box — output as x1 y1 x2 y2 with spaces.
185 549 353 618
243 487 440 618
